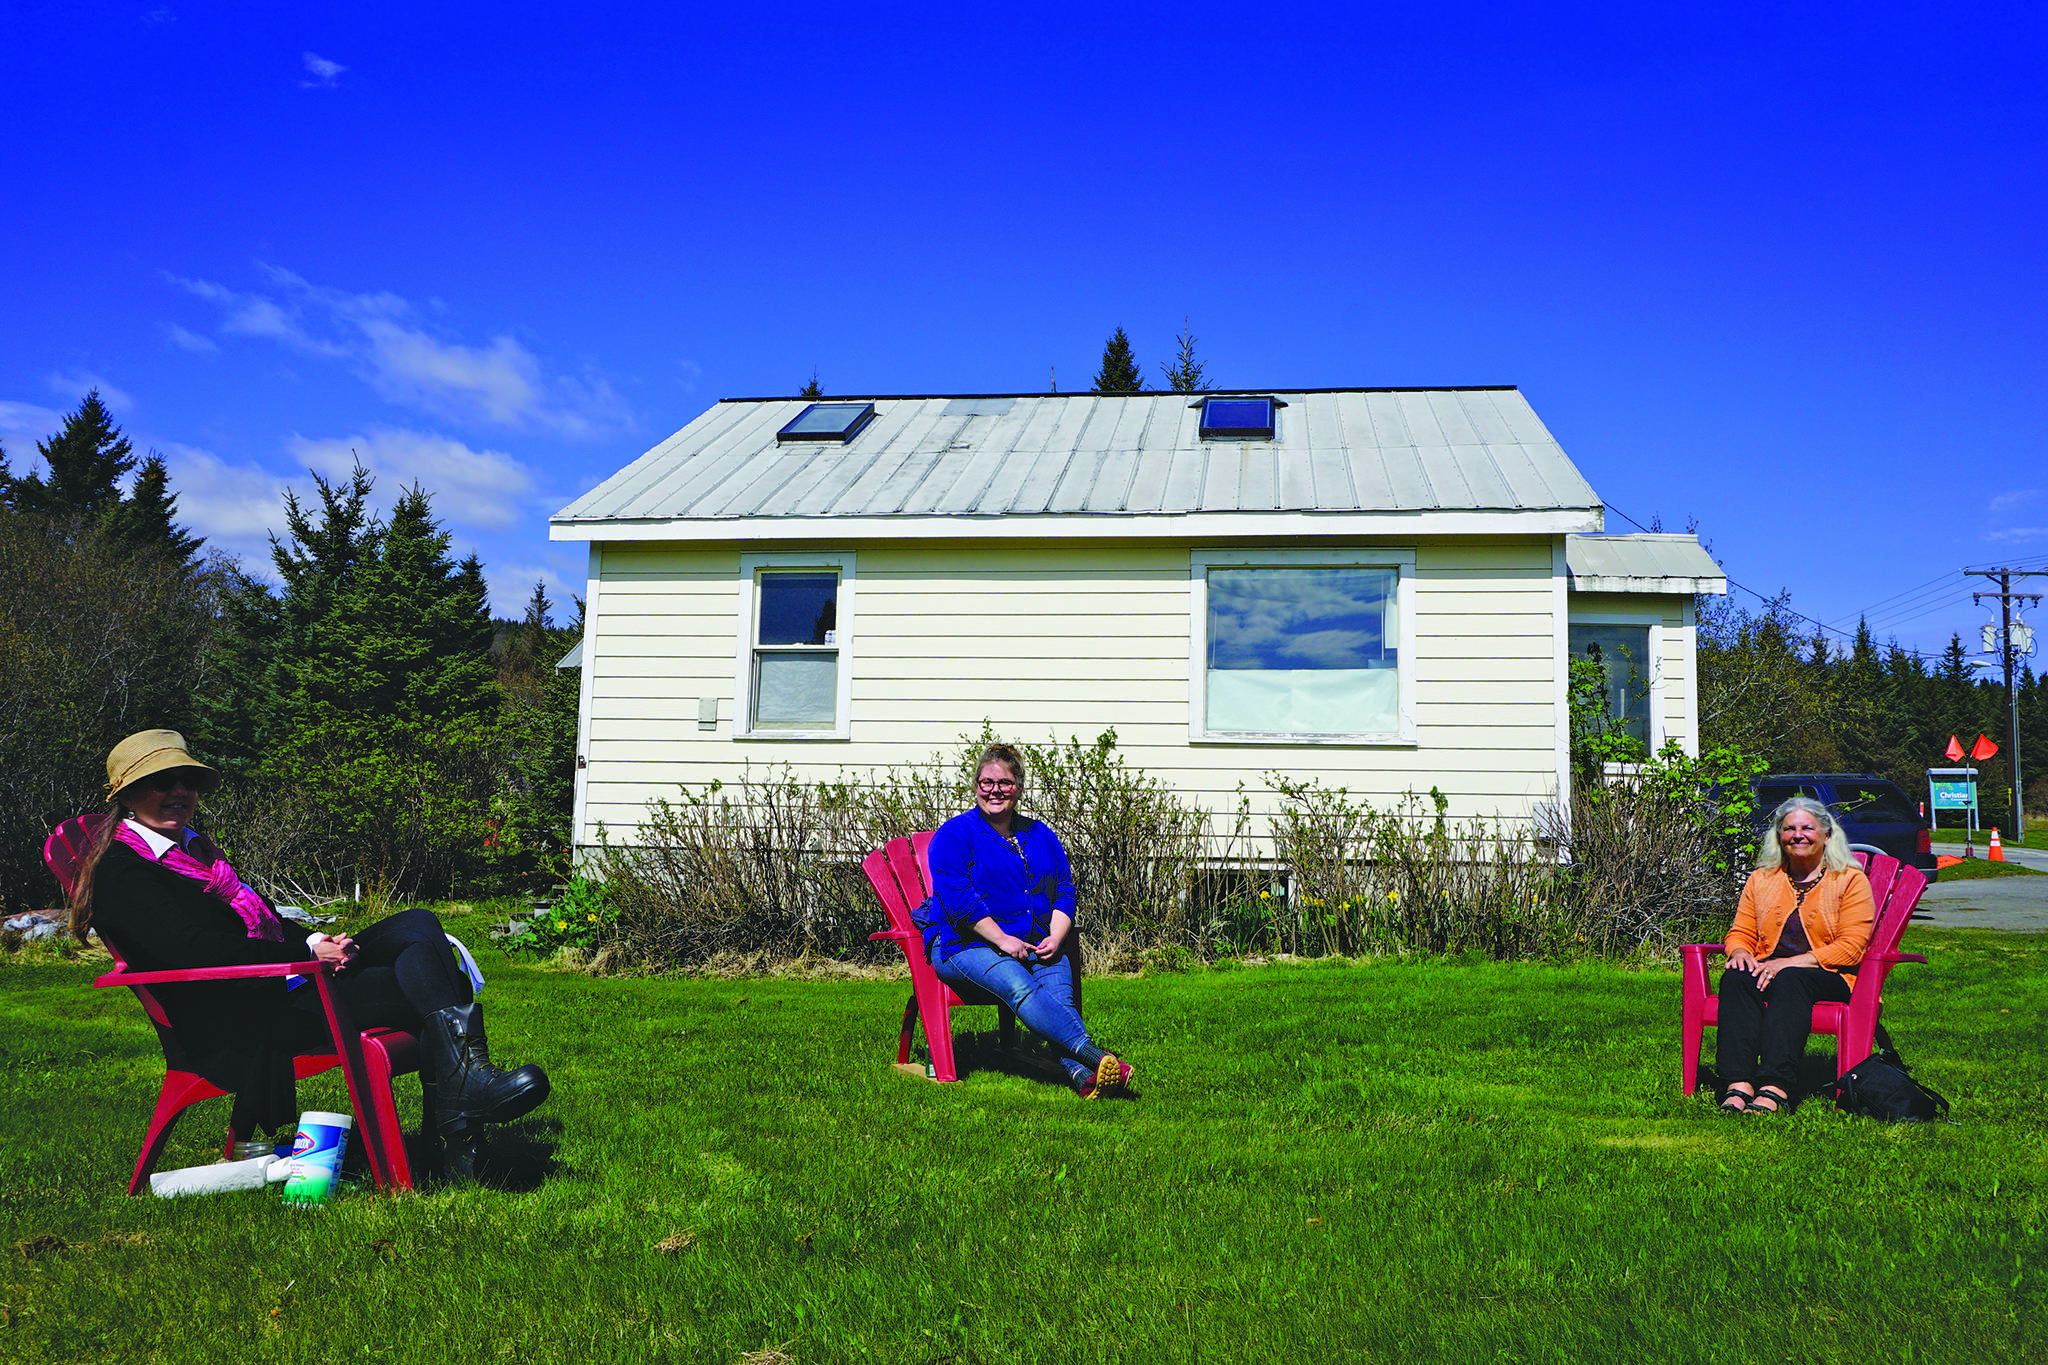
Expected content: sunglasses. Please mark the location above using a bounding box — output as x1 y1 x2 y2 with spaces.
976 778 1019 793
139 768 206 793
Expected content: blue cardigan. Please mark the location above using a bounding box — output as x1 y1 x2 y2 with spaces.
925 808 1077 961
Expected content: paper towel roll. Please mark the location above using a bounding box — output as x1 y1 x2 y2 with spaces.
149 1154 280 1198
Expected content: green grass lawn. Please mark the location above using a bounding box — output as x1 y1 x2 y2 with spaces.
1934 857 2045 880
1933 827 2048 851
4 916 2045 1364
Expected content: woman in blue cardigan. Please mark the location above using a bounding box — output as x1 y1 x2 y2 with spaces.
926 742 1133 1098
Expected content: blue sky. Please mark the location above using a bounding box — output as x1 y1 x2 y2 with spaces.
3 2 2044 656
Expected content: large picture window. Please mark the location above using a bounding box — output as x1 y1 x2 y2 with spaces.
1191 550 1414 742
735 553 854 738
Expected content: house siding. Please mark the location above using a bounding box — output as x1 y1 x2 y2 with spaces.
577 537 1566 849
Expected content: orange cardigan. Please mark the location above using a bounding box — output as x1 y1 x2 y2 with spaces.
1725 865 1875 988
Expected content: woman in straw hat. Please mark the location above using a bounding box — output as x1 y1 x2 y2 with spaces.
64 729 550 1178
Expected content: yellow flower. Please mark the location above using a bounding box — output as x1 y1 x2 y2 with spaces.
587 913 598 922
1387 891 1400 904
554 919 566 930
1259 891 1271 901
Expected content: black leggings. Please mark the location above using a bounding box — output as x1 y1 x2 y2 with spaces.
1715 965 1852 1093
286 908 470 1044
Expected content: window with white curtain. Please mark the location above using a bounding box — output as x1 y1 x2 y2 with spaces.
1191 550 1414 742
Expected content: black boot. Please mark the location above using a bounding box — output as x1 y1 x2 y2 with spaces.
422 1002 550 1134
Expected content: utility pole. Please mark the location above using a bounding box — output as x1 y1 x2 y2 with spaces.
1967 566 2044 836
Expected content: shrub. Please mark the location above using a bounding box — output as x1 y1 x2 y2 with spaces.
499 875 615 957
1550 741 1766 955
1270 782 1564 958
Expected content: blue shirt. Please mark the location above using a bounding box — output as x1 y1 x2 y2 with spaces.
926 808 1077 961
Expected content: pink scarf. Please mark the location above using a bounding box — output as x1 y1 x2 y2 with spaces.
116 823 286 943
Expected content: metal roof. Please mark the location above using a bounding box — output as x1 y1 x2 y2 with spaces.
1566 533 1727 594
552 388 1602 529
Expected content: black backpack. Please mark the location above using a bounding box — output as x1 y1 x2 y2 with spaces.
1819 1049 1950 1123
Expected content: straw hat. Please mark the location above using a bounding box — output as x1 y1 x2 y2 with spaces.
105 730 220 797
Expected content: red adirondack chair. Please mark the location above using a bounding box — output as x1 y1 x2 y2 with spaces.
1680 849 1929 1095
862 831 1087 1083
44 815 422 1192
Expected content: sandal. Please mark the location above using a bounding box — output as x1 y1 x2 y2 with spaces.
1749 1086 1789 1115
1718 1083 1754 1115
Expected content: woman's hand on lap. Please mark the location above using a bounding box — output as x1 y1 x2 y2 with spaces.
994 933 1034 964
1727 949 1760 976
310 933 356 969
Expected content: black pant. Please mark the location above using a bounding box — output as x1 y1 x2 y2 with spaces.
1715 965 1852 1092
286 908 470 1046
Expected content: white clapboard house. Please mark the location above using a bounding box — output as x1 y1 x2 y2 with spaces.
550 388 1725 852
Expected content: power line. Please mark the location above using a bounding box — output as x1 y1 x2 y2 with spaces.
1599 502 1941 659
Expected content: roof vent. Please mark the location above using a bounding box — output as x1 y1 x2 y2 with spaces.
1198 397 1277 440
778 402 877 443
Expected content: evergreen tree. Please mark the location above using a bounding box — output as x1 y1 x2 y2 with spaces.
1159 317 1210 393
205 465 503 892
10 391 134 521
497 582 581 881
1092 328 1144 393
102 455 204 565
799 371 823 398
200 466 380 777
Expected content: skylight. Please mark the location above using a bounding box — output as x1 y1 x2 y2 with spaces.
778 402 877 443
1199 397 1276 440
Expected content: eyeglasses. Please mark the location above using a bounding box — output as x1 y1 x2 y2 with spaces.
141 768 204 793
976 778 1019 793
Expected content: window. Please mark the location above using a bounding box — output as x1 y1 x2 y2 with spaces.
735 553 854 737
1569 624 1653 749
1191 549 1414 742
1198 397 1277 440
777 402 876 443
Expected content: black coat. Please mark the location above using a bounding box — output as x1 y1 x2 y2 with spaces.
92 841 319 1134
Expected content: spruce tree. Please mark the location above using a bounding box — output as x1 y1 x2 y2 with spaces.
11 391 134 521
1160 317 1210 393
1092 328 1144 393
103 455 205 566
799 371 823 398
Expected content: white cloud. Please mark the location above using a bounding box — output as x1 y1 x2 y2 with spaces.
166 266 628 437
153 442 295 562
0 399 65 459
301 52 345 88
1983 526 2048 542
164 323 218 354
46 372 134 412
1988 488 2043 515
487 561 586 622
286 427 539 530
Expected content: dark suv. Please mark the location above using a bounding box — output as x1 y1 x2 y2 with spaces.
1740 774 1937 880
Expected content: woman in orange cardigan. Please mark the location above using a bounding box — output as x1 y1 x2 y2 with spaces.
1717 796 1875 1114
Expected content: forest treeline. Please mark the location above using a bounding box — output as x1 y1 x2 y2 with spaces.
1695 590 2046 824
0 392 577 913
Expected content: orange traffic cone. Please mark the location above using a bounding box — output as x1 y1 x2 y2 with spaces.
1990 827 2005 861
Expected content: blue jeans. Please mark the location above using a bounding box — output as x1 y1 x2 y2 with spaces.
934 944 1104 1084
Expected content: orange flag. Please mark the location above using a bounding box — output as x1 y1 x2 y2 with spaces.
1970 734 2000 761
1945 735 1965 761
